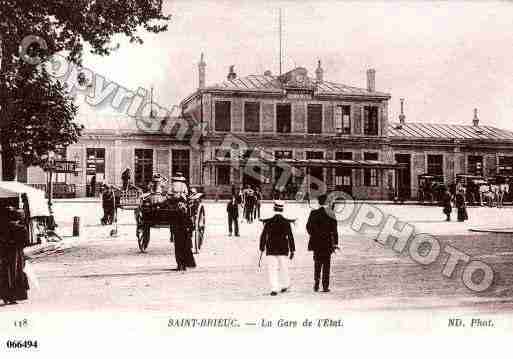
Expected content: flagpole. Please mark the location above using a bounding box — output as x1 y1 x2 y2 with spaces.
279 8 282 77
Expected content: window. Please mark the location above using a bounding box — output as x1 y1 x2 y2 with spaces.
499 156 513 175
215 101 231 132
275 150 293 160
364 152 378 186
217 166 231 185
172 149 190 183
307 104 322 134
335 153 352 187
276 103 291 133
335 105 351 134
306 151 324 160
242 149 261 159
86 148 105 197
135 149 153 188
335 152 352 160
468 155 483 176
214 148 231 160
427 154 444 176
244 102 260 132
364 106 379 136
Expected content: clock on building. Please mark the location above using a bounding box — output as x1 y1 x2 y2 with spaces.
295 74 305 85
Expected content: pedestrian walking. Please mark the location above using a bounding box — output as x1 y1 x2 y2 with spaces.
306 194 339 293
227 196 240 237
101 184 115 225
442 189 452 221
172 209 195 271
121 168 131 190
243 185 255 223
455 189 468 222
259 200 295 296
90 175 97 197
0 207 30 305
254 187 261 220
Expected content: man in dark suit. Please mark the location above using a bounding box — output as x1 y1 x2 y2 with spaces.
227 195 240 237
259 200 295 296
306 194 339 292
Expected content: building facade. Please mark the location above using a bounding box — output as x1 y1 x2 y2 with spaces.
17 56 513 200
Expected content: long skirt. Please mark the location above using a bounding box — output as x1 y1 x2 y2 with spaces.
0 248 29 302
173 228 196 269
457 206 468 222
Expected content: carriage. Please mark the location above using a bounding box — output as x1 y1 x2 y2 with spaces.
0 181 56 245
114 179 206 254
418 174 446 204
454 174 488 205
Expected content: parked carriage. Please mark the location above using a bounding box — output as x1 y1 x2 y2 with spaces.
0 181 56 245
454 174 488 205
114 180 206 254
418 174 446 204
496 175 513 203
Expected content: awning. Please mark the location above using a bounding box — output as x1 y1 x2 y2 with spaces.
204 158 407 170
0 181 50 217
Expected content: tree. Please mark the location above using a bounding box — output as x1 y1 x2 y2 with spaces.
0 0 170 179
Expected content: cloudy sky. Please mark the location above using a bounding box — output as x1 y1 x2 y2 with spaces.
79 0 513 130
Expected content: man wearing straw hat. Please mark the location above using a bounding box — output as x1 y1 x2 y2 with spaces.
259 200 295 296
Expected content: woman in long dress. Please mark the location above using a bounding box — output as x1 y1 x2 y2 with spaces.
455 190 468 222
0 207 30 305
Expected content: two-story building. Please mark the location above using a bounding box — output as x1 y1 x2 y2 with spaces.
16 54 513 200
181 57 407 199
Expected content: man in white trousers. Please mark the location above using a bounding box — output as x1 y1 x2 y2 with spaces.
259 200 295 296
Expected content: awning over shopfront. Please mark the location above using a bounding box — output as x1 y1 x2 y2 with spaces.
204 158 407 170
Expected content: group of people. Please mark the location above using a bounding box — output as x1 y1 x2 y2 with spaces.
442 188 468 222
226 185 261 236
0 206 30 305
258 194 339 295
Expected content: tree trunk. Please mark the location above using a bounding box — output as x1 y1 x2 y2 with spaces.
1 140 16 181
0 37 17 181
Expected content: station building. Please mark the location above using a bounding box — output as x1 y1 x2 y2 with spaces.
17 55 513 200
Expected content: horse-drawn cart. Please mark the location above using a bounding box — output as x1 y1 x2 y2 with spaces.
114 182 205 254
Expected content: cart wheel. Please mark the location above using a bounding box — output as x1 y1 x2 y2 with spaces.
194 205 206 253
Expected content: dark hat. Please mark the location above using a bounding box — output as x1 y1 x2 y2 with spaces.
273 200 284 212
172 172 186 182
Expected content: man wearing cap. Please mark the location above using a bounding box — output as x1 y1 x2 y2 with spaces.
306 194 339 293
259 200 295 296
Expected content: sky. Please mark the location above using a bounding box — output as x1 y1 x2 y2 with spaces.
78 0 513 130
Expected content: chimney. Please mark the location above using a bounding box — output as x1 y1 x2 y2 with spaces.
227 65 237 81
198 53 206 89
315 60 323 82
399 98 406 125
366 68 376 92
473 108 480 127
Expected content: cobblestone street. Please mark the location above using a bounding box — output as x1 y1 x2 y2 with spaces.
8 200 513 317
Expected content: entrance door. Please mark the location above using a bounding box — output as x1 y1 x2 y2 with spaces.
308 167 324 193
335 151 353 195
395 154 411 199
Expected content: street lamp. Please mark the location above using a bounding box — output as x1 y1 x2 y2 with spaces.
41 150 58 229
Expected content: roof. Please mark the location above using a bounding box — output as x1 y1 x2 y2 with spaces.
204 74 389 98
77 114 193 138
388 122 513 141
